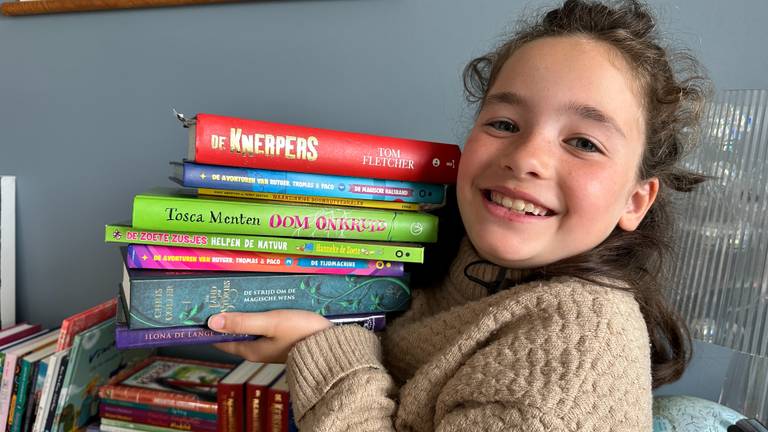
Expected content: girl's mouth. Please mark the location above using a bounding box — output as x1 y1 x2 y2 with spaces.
482 190 555 217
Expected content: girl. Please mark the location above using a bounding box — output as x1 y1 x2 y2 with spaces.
208 0 710 429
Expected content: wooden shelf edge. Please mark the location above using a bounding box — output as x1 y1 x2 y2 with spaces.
2 0 244 16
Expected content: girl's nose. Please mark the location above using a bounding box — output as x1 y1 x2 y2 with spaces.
499 132 553 180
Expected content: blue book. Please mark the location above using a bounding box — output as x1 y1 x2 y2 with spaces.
122 265 411 329
171 161 446 205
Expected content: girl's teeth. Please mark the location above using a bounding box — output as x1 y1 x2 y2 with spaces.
489 191 548 215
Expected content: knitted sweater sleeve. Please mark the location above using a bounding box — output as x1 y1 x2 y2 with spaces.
286 324 398 431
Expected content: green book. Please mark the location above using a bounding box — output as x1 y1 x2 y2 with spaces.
131 188 438 243
50 320 151 432
9 344 56 432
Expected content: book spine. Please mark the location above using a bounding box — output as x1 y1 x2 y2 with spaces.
196 189 433 211
216 383 243 432
191 113 460 184
245 384 264 432
266 389 289 432
115 324 256 349
20 360 45 432
100 399 216 421
105 225 424 264
100 403 216 432
9 360 33 432
0 353 20 430
125 245 405 276
41 355 69 432
127 274 410 329
178 162 446 204
100 418 180 432
97 386 217 415
131 193 438 243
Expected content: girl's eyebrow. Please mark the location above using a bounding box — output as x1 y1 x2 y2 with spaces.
484 91 627 139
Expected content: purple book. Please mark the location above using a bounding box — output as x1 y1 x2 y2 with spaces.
115 313 387 349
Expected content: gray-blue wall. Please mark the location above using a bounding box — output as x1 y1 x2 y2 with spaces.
1 0 766 399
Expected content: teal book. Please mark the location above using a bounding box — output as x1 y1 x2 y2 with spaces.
131 188 438 243
50 320 151 432
9 344 56 432
123 267 411 329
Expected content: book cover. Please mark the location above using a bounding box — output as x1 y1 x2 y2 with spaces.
217 361 264 432
186 113 460 184
265 373 296 432
245 364 284 432
122 268 411 329
99 403 216 431
8 343 56 432
196 189 429 211
50 320 150 432
172 161 446 205
98 356 235 415
30 348 69 432
56 298 117 351
125 244 405 276
1 175 16 329
100 398 216 421
0 330 59 431
132 188 438 243
105 224 424 263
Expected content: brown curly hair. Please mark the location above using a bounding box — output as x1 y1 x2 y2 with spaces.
416 0 712 389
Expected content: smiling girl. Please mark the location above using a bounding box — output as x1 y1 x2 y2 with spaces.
208 0 711 429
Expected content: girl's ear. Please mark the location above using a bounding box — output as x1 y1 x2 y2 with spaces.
618 177 659 231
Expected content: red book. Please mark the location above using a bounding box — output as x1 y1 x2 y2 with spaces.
265 373 292 432
187 113 461 184
245 364 285 432
0 323 42 346
217 361 265 432
98 356 235 415
56 298 117 351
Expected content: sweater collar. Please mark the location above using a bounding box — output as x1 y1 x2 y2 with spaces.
447 237 534 298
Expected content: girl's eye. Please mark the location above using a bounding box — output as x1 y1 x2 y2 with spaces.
486 120 519 133
566 137 601 153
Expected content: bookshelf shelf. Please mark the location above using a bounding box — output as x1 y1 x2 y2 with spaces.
1 0 241 16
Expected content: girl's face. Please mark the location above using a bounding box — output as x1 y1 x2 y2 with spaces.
457 36 659 268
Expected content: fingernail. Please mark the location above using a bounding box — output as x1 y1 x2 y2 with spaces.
208 315 225 330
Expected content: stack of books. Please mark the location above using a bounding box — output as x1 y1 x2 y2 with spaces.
0 299 150 432
105 113 460 349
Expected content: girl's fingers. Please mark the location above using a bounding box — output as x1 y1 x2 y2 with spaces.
207 311 279 337
213 338 288 363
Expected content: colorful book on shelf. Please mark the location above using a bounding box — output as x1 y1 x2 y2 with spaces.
21 352 51 432
171 161 447 206
100 417 183 432
131 188 438 243
56 297 117 351
245 363 284 432
124 244 405 276
183 112 460 184
0 323 43 346
99 402 216 431
50 320 151 432
0 329 59 431
31 348 69 432
122 265 410 329
7 343 56 432
266 373 296 432
105 224 424 263
217 361 264 432
98 356 235 415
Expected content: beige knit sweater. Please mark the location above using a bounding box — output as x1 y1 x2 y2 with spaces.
286 238 652 431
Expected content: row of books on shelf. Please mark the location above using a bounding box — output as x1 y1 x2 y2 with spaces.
0 309 298 432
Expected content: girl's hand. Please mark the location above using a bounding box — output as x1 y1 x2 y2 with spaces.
207 310 333 363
